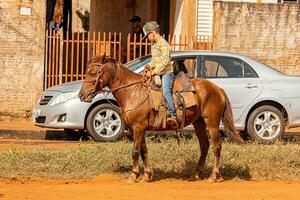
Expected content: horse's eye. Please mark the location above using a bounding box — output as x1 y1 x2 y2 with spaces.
90 70 97 75
87 67 96 75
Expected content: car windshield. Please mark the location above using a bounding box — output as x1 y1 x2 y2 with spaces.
124 56 151 72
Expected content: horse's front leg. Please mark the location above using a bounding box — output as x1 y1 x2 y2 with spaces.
141 136 153 182
130 127 145 182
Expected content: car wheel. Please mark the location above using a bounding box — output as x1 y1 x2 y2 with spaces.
246 105 284 143
86 103 124 141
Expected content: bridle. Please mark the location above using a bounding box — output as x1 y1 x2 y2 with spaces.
85 62 150 94
84 61 152 113
83 63 104 94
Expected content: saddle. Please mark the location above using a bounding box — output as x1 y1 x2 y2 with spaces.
149 72 197 130
150 72 195 93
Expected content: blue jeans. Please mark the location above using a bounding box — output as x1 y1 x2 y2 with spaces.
162 72 176 117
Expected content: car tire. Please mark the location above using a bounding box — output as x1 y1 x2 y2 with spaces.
86 103 124 142
246 105 284 143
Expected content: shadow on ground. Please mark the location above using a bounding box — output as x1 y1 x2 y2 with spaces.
115 159 251 182
45 130 90 141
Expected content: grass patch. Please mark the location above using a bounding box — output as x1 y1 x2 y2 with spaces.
0 138 300 180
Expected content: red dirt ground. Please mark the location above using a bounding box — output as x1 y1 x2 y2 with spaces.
1 121 300 200
1 174 300 200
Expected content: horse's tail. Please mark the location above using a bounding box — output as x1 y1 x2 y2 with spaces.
221 89 244 144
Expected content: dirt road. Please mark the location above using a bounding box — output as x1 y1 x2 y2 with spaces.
0 174 300 200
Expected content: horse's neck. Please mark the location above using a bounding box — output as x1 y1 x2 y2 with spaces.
109 65 142 88
109 65 148 111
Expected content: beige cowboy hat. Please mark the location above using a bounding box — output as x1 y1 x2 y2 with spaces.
142 21 160 40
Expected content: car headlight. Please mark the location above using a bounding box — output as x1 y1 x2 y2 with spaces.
50 91 79 106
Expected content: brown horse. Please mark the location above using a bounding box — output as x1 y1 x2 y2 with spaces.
79 55 243 183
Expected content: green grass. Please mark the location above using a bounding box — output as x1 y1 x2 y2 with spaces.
0 138 300 180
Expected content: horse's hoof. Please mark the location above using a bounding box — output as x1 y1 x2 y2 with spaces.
217 177 224 182
127 172 142 183
141 172 153 183
207 177 217 183
207 176 224 183
189 175 202 182
140 175 152 183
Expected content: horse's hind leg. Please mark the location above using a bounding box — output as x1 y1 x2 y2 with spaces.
205 119 223 183
141 137 153 182
192 117 209 180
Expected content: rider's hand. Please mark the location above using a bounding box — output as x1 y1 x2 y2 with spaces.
146 70 152 78
144 64 152 72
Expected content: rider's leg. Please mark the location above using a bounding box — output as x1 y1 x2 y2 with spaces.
162 72 176 117
162 72 178 128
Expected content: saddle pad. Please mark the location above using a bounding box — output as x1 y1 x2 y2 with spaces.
149 90 197 111
149 90 162 110
176 92 197 109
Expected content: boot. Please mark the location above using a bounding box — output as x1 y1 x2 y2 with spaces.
167 116 178 129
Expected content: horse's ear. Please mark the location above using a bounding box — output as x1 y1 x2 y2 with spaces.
101 53 106 63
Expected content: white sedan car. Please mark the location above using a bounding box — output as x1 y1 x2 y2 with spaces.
33 51 300 143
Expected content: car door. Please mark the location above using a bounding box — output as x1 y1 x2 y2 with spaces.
198 55 263 122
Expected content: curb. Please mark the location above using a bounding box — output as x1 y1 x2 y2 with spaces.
0 129 78 140
0 127 299 141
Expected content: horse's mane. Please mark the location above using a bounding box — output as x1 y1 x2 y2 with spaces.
86 55 116 66
87 55 142 80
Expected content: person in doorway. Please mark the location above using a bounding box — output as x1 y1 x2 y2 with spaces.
129 16 143 40
76 8 90 31
128 16 145 61
143 21 178 128
49 0 64 30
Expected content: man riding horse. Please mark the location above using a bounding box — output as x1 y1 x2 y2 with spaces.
143 21 178 129
78 22 244 183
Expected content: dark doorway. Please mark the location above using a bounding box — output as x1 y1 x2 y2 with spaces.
157 0 170 37
46 0 72 32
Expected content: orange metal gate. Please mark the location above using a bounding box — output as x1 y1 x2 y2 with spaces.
44 30 212 89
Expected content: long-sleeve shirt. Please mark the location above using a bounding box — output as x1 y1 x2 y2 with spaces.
149 36 173 75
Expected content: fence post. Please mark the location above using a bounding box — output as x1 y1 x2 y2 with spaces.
119 32 122 63
44 30 48 89
59 29 64 85
127 33 131 62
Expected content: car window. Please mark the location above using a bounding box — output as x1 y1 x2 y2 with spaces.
124 56 151 72
172 57 197 78
244 62 258 78
203 60 228 78
200 56 258 78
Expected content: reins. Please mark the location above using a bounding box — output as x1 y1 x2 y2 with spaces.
97 62 152 114
110 78 148 93
103 80 152 114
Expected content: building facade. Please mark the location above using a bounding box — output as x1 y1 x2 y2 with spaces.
0 0 45 119
0 0 299 118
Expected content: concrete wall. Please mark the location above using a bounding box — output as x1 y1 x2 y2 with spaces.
0 0 45 118
213 2 300 75
219 0 278 3
90 0 196 39
170 0 196 38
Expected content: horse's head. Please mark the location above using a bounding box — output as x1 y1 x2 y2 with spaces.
78 55 117 102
